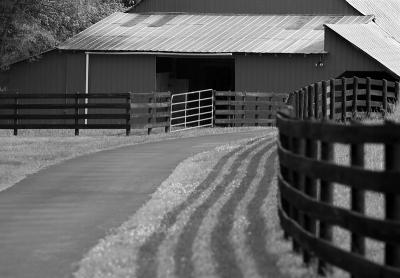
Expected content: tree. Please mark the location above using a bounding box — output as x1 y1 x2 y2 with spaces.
0 0 133 69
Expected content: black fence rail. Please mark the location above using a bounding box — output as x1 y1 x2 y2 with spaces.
277 83 400 276
214 91 288 126
0 92 173 136
0 93 131 135
288 77 400 121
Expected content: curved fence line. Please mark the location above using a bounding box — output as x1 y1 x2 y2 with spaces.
277 77 400 277
287 77 400 121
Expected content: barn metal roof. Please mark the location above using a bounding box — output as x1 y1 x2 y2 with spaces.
346 0 400 42
326 23 400 78
58 12 371 54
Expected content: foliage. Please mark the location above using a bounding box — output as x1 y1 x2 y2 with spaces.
0 0 134 69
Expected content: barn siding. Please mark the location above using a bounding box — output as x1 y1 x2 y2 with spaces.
134 0 359 15
1 50 67 93
235 45 390 94
65 52 86 94
324 28 395 79
89 54 155 94
235 54 329 94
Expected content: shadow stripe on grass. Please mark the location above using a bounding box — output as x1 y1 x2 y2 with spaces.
227 146 277 278
246 155 287 278
174 138 274 278
136 136 267 278
210 142 275 278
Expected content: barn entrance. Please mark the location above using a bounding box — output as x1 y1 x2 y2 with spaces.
156 57 235 93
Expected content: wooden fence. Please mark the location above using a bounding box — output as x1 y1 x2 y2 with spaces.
0 92 171 135
0 93 131 135
130 92 171 135
214 91 288 126
288 77 400 121
277 92 400 276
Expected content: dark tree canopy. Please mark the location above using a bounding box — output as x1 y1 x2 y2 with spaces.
0 0 134 69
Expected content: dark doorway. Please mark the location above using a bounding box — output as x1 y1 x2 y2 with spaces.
156 57 235 93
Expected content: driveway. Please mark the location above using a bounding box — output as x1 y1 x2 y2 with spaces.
0 130 268 278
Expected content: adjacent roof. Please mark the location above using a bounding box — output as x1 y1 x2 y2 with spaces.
326 23 400 78
346 0 400 42
58 12 371 54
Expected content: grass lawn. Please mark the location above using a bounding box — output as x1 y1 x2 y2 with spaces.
0 126 266 192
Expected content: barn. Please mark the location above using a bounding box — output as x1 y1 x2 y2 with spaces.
1 0 400 96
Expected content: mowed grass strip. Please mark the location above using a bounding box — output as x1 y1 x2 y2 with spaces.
190 140 273 278
154 138 268 278
137 138 264 278
0 127 266 192
228 145 277 278
212 142 276 278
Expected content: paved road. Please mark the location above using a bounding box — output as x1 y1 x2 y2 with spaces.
0 130 268 278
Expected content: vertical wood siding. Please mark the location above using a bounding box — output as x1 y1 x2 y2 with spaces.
134 0 360 15
235 48 389 94
1 51 67 93
324 28 393 79
65 52 86 94
89 54 155 94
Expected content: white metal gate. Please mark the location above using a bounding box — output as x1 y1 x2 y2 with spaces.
170 89 214 132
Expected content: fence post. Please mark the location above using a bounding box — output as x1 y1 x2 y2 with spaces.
165 92 171 133
350 143 365 278
292 136 306 253
384 124 400 268
13 92 18 136
341 77 347 122
242 92 246 127
352 77 358 118
279 131 290 240
298 90 304 120
314 83 319 119
383 79 388 115
75 92 79 136
126 92 131 136
395 81 400 102
308 85 313 119
303 88 308 119
303 137 318 264
255 95 259 126
366 77 371 117
318 141 334 275
330 79 335 120
294 92 299 119
148 93 155 135
322 81 327 120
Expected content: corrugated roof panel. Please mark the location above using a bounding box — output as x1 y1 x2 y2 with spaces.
346 0 400 42
326 23 400 78
58 13 372 54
